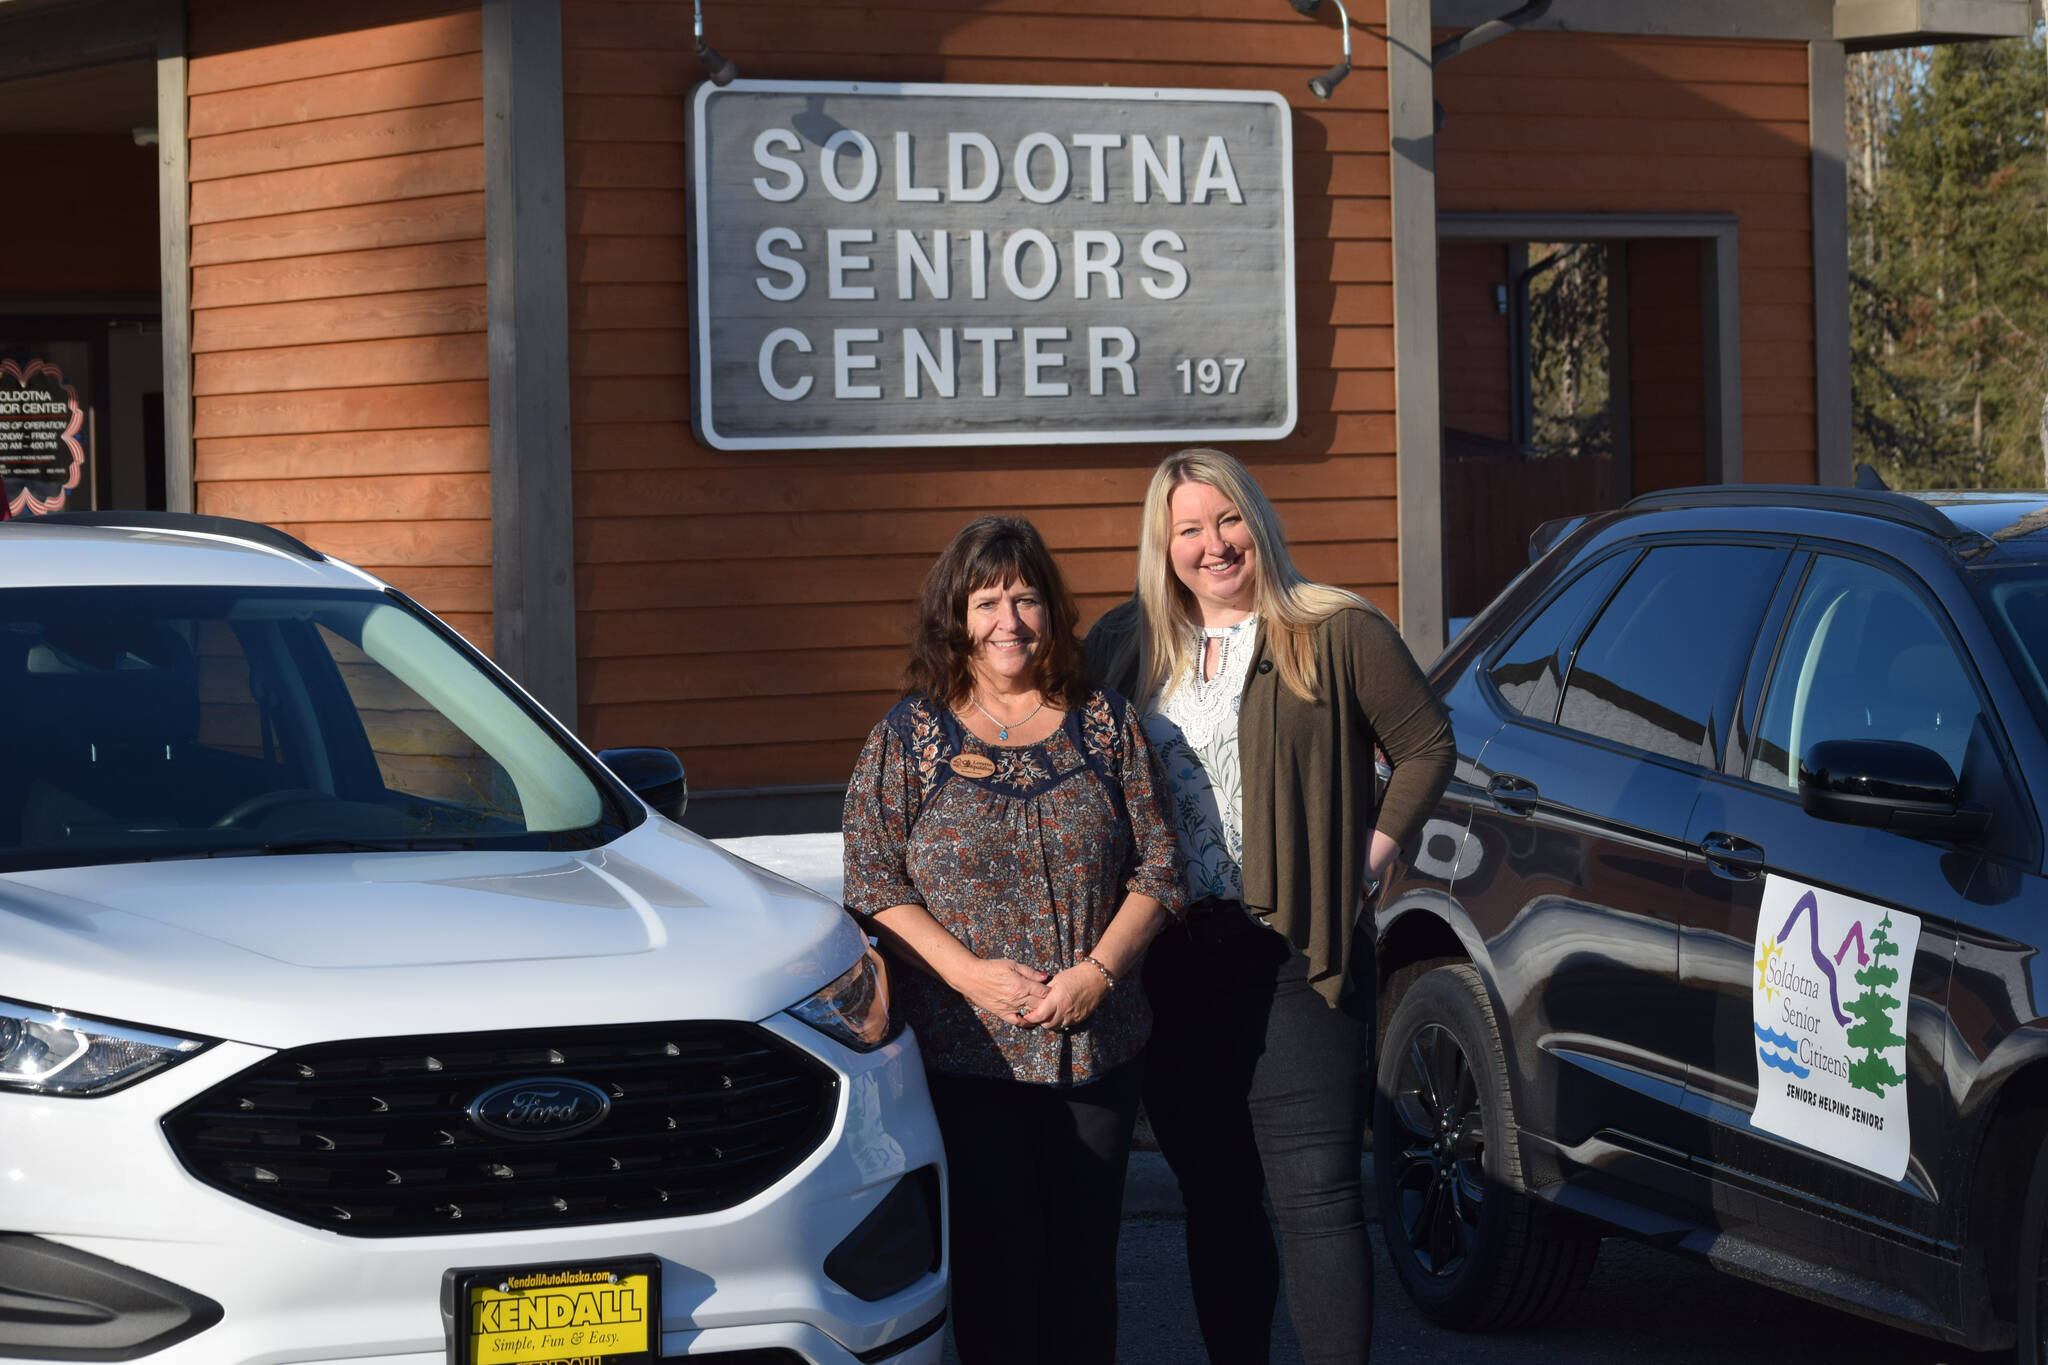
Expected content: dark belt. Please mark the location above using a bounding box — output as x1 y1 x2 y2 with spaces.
1181 896 1267 946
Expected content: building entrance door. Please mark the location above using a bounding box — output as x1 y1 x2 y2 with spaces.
1436 213 1741 627
0 55 165 515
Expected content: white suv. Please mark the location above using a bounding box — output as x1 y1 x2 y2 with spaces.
0 513 945 1365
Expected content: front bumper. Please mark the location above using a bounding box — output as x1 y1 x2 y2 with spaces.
0 1018 946 1364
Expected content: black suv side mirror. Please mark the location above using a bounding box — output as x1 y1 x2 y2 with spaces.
1799 738 1989 841
598 747 688 822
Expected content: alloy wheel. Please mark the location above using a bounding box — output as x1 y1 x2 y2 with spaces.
1386 1020 1488 1277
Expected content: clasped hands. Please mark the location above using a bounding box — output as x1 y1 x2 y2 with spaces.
959 955 1109 1032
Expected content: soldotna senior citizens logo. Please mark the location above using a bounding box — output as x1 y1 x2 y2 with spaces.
1750 875 1920 1180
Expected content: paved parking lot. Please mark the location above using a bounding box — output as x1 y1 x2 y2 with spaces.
941 1153 2002 1365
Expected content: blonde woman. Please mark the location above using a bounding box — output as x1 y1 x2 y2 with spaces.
1085 448 1454 1365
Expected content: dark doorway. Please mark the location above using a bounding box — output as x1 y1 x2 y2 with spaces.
1437 215 1739 625
0 55 164 514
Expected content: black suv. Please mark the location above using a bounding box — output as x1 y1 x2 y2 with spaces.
1373 485 2048 1358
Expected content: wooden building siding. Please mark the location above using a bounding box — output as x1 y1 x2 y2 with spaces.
1628 238 1709 493
563 0 1400 791
1435 32 1818 485
186 1 492 650
1439 242 1510 443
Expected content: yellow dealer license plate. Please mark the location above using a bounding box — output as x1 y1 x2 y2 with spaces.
444 1257 660 1365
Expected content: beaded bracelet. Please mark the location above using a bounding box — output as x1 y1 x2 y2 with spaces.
1080 954 1118 991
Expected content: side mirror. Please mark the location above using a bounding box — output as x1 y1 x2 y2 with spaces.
598 747 688 822
1799 738 1989 841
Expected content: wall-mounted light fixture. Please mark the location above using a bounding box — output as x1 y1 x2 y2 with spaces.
1430 1 1553 131
694 0 737 86
1432 0 1553 66
1285 0 1353 102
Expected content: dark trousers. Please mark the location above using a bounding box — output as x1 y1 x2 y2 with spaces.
1143 922 1374 1365
925 1062 1143 1365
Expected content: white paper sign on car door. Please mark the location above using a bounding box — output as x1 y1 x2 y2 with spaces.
1750 873 1920 1181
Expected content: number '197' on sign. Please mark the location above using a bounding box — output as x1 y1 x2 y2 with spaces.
1176 358 1245 395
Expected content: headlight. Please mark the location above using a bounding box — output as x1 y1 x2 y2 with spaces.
787 947 896 1052
0 999 209 1096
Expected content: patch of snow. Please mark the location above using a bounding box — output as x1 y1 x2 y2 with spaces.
715 832 845 905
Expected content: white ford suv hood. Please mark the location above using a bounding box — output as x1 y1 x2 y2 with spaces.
0 818 863 1050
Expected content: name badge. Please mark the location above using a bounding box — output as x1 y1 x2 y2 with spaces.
950 753 997 779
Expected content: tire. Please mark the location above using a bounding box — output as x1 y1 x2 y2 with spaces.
1373 963 1598 1330
2017 1138 2048 1365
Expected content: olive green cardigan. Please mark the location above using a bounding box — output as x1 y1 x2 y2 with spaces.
1085 599 1454 1004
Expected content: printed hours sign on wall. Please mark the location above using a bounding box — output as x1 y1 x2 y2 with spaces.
0 354 88 515
688 81 1297 450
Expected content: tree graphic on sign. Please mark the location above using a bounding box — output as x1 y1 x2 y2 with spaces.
1846 911 1907 1096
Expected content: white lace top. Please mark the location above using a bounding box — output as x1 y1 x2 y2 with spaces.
1142 615 1259 903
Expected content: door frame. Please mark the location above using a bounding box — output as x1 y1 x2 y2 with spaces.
1438 211 1743 491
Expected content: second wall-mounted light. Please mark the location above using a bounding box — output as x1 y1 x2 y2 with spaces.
1286 0 1354 101
694 0 737 86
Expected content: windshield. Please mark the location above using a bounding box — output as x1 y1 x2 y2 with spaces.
1979 568 2048 735
0 586 634 872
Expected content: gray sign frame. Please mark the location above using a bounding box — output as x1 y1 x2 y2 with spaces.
688 80 1297 450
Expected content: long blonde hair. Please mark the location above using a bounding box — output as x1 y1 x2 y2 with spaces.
1136 448 1365 704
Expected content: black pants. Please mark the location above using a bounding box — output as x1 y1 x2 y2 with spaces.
1143 923 1374 1365
925 1062 1143 1365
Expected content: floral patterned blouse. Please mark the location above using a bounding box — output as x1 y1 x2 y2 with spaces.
842 688 1181 1086
1143 614 1260 905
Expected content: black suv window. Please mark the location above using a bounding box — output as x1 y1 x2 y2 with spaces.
1750 555 1982 788
1488 552 1631 721
1556 543 1784 765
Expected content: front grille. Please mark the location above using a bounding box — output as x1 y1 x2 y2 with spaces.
163 1022 838 1236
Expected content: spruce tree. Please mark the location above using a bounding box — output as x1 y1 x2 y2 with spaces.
1845 911 1907 1097
1851 32 2048 488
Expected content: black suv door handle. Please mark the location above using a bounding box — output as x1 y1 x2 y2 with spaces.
1486 773 1539 817
1700 831 1765 880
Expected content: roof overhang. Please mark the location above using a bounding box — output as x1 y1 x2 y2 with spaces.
1434 0 1833 40
1835 0 2038 51
1435 0 2038 46
0 0 155 85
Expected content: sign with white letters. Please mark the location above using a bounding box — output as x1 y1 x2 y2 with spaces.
688 80 1297 449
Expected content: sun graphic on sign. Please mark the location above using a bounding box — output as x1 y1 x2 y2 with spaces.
1755 937 1783 1001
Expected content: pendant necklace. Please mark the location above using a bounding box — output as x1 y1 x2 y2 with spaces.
1192 616 1253 705
1192 627 1226 704
971 692 1044 742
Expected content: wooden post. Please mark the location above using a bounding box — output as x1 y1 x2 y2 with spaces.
483 0 578 729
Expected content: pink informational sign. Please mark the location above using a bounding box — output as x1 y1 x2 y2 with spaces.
0 357 86 516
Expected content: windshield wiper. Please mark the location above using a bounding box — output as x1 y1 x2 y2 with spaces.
227 837 471 857
27 842 412 866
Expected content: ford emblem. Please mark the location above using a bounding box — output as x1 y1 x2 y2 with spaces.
466 1077 612 1142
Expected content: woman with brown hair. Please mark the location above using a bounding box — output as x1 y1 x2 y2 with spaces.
842 514 1180 1365
1086 448 1455 1365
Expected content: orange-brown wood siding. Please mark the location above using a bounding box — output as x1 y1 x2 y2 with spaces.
1439 242 1510 442
1627 238 1708 492
563 0 1398 790
186 0 490 650
1436 33 1816 486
